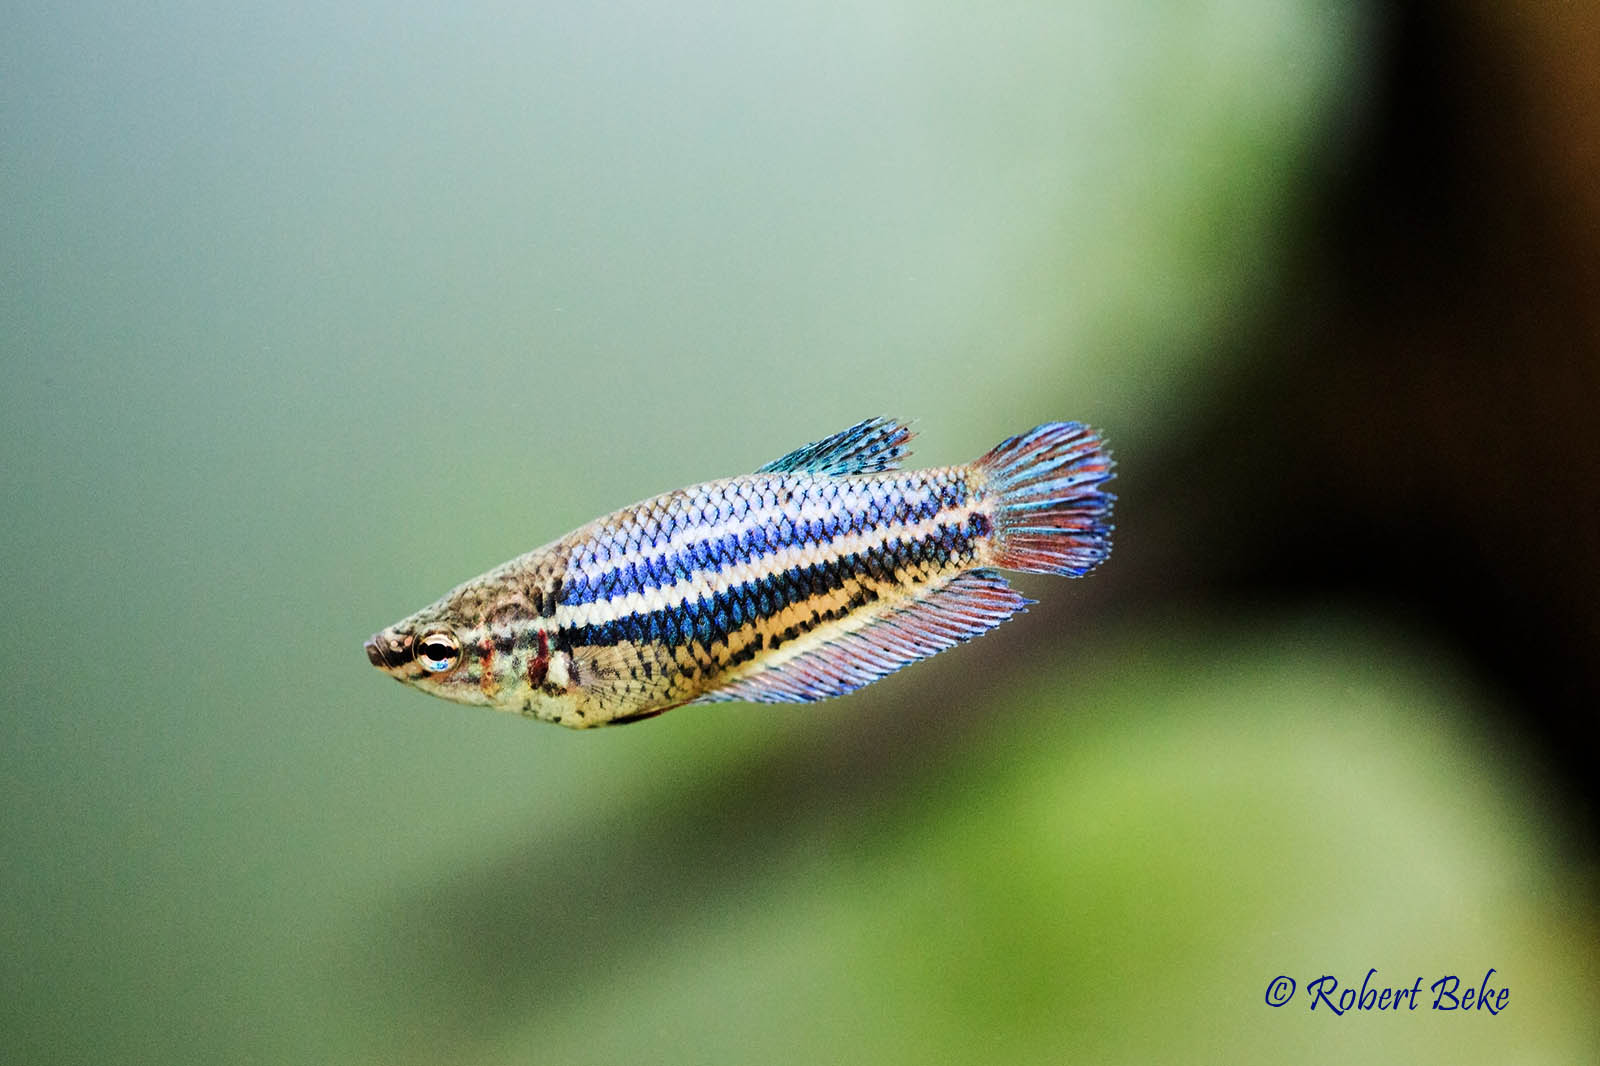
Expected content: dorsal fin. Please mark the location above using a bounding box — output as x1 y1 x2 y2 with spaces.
754 416 915 476
692 569 1030 704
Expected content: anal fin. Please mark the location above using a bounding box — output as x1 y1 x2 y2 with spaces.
694 569 1030 704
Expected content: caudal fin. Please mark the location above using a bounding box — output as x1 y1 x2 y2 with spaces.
974 422 1115 576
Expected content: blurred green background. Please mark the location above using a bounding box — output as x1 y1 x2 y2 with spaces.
3 1 1596 1063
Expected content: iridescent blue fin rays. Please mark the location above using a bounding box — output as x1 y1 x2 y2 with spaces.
976 422 1115 576
756 416 915 476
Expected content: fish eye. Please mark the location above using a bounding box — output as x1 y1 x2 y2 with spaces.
416 632 462 674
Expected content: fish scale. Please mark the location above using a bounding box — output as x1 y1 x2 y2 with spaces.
365 417 1115 728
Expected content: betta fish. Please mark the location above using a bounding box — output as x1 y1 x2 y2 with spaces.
365 417 1113 727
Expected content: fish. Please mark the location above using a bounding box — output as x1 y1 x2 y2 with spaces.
364 417 1114 728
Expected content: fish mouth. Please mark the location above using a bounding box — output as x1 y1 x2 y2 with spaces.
364 631 415 672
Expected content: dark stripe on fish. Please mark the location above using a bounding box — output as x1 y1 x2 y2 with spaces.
560 522 979 653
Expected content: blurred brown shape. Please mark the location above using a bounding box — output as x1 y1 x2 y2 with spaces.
1149 1 1600 820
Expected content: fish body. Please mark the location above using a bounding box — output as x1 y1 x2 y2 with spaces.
365 418 1114 728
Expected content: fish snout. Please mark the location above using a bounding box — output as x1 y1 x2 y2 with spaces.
364 631 414 671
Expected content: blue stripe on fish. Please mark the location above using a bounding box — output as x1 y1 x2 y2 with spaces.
558 481 966 608
560 522 979 653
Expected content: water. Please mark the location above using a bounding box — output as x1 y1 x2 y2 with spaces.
5 2 1592 1062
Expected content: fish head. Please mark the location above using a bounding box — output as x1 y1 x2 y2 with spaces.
364 581 524 711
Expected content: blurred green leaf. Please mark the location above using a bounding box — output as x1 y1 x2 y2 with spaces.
441 617 1595 1066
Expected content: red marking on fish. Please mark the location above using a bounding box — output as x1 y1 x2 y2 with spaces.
479 638 496 696
527 629 550 688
